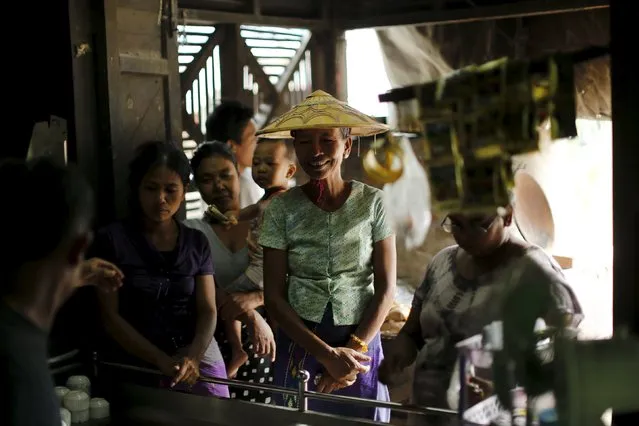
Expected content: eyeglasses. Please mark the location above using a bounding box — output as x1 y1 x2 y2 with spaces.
441 215 498 234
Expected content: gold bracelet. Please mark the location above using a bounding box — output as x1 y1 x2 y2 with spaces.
349 334 368 353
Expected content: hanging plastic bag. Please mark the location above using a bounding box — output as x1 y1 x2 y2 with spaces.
382 137 432 250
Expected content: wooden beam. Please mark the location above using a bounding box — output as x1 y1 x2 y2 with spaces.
309 35 326 92
119 54 169 75
275 32 312 95
161 0 183 145
334 30 347 101
182 108 204 142
260 32 312 125
320 0 334 29
180 26 225 96
217 23 246 103
253 32 312 128
610 0 639 336
238 28 303 40
68 0 102 204
180 8 328 29
241 42 277 101
338 0 609 30
309 30 337 96
91 0 122 221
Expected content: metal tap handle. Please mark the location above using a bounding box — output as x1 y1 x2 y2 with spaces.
298 370 310 413
93 351 99 378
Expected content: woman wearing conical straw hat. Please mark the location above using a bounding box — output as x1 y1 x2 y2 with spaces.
258 90 395 422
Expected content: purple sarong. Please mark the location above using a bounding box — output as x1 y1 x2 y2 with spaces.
273 305 390 423
160 360 230 398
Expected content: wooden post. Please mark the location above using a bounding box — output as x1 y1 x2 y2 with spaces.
335 30 348 101
92 0 184 220
323 31 338 97
610 0 639 335
218 23 246 103
310 30 341 98
310 33 327 92
68 0 109 222
610 3 638 423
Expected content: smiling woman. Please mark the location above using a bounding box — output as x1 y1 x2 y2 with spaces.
256 91 395 422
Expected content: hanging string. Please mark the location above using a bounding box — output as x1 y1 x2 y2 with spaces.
311 179 326 204
373 134 377 155
357 136 361 157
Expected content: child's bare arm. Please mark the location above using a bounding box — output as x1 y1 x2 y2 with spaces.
237 203 262 222
224 319 248 378
238 187 288 222
225 319 244 351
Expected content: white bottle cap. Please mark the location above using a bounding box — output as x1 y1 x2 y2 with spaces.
60 407 71 425
55 387 70 405
63 390 90 412
89 398 110 419
66 375 91 395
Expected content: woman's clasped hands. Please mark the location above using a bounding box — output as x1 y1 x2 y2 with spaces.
316 347 371 393
159 354 201 388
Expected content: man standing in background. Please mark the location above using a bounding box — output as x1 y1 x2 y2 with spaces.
205 101 264 208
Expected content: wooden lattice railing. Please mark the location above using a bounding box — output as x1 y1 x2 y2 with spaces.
177 23 313 218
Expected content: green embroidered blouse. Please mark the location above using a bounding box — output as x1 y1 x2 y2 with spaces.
259 181 394 325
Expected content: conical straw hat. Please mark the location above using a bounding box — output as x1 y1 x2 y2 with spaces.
256 90 389 139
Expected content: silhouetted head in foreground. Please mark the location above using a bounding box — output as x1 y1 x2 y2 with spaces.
0 157 94 328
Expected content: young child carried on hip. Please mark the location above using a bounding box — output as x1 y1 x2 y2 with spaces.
208 139 296 378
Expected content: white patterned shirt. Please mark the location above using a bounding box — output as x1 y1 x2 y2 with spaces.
410 245 583 409
239 167 264 209
259 181 394 325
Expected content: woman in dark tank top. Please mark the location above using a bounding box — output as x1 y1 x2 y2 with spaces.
185 141 276 404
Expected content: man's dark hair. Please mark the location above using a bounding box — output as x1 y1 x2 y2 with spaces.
1 157 94 285
205 101 254 144
127 141 191 217
190 141 238 180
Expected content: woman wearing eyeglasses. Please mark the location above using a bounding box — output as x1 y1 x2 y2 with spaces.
378 205 583 425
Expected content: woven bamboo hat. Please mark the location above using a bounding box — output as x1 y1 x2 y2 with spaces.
256 90 389 139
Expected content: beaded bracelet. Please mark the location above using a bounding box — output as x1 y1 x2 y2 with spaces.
349 334 368 353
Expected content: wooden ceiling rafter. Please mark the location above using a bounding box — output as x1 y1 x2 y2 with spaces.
180 7 329 30
261 31 313 126
180 26 227 96
335 0 609 29
240 40 278 101
276 32 312 95
241 30 312 128
179 0 609 31
176 0 609 138
252 0 261 16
